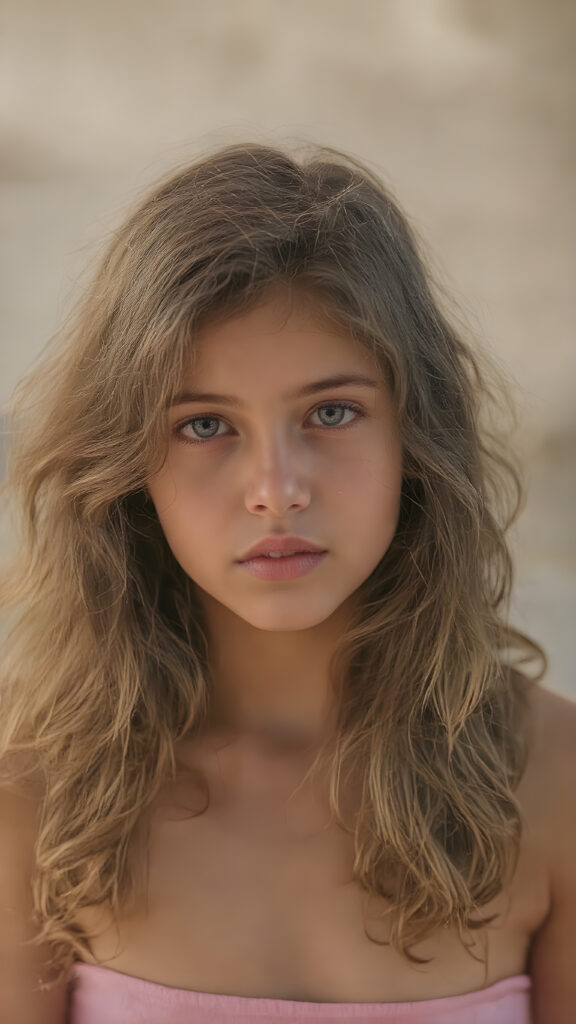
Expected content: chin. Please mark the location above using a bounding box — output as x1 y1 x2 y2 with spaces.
236 599 350 633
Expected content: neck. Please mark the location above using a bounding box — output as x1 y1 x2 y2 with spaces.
195 589 354 754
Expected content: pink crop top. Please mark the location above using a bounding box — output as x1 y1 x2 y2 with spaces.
67 962 531 1023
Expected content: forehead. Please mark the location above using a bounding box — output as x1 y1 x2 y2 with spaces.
187 284 380 382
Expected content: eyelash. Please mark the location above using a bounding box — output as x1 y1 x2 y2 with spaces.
173 401 366 446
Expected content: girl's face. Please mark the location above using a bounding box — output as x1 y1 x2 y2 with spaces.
147 286 403 632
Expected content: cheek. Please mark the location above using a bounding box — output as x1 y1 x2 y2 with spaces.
149 460 244 585
154 507 211 580
347 450 403 558
146 468 207 564
338 446 402 511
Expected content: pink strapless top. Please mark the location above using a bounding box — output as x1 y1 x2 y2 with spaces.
67 962 531 1023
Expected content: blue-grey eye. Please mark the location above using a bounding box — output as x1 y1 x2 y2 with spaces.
315 404 348 426
188 416 221 439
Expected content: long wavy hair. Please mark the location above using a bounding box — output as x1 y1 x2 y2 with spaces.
0 140 545 987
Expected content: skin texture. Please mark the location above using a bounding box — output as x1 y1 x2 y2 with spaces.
146 284 403 751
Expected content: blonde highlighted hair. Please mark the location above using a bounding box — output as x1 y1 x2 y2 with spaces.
0 140 545 985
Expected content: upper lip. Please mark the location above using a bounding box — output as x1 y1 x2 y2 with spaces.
238 536 327 562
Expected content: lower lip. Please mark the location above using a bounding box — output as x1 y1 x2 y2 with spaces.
238 551 327 580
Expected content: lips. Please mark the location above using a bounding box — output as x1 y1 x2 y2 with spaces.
238 536 326 562
239 550 328 580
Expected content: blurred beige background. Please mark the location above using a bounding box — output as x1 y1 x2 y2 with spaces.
1 0 574 693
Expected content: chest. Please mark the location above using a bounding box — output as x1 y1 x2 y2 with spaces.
75 777 546 1002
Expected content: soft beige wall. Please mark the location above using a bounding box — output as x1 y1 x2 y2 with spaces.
1 0 574 690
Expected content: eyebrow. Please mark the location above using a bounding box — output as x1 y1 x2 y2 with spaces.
171 373 381 407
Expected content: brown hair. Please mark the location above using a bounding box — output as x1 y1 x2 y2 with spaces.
0 140 545 985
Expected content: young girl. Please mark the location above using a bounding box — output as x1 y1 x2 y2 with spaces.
0 140 574 1024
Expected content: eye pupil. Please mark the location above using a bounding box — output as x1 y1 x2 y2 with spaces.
195 416 219 436
319 405 344 424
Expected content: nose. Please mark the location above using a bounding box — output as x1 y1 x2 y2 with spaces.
243 433 311 517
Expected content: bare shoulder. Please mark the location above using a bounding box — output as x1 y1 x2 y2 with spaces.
520 684 576 808
520 685 576 1023
518 683 576 866
0 774 69 1024
527 683 576 745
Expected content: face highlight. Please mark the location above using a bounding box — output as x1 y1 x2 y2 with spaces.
146 288 403 633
